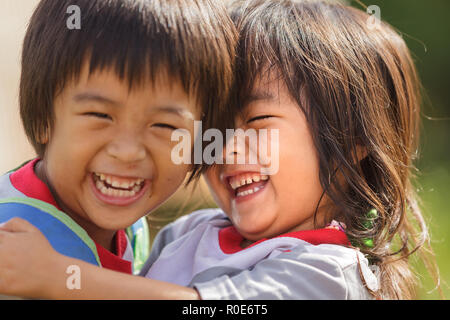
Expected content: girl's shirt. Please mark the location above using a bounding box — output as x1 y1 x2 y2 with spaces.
140 209 379 299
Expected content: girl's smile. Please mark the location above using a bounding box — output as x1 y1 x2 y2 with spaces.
224 171 269 200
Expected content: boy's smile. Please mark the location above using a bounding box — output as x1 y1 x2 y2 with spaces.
90 172 150 206
36 64 199 250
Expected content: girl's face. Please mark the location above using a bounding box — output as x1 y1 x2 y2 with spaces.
204 73 329 241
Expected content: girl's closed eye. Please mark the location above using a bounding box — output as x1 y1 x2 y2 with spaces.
247 115 274 123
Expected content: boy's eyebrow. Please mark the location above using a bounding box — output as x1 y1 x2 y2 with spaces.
152 106 195 121
73 92 119 106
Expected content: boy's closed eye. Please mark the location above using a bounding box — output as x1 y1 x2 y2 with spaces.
82 111 180 131
151 123 178 130
83 112 112 120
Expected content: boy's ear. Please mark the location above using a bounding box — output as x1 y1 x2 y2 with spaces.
36 127 50 145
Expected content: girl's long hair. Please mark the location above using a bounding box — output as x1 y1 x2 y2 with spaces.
228 0 441 299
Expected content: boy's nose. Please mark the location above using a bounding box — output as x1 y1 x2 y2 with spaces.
106 132 146 163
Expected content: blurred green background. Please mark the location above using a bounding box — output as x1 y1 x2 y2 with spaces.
151 0 450 299
355 0 450 300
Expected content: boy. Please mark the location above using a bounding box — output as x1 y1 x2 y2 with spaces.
0 0 236 274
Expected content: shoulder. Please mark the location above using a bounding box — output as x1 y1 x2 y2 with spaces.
0 172 24 199
139 208 228 276
195 242 378 300
276 243 378 299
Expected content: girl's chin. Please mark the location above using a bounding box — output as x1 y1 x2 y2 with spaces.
233 219 276 240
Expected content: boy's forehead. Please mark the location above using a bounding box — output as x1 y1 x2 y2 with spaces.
62 62 199 119
72 62 187 95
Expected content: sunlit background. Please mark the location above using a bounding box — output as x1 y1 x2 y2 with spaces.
0 0 448 299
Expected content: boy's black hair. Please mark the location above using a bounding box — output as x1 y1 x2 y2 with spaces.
20 0 237 160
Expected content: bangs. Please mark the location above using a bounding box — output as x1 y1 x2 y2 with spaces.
47 0 228 97
228 0 301 114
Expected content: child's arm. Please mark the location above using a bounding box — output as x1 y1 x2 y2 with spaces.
0 218 200 300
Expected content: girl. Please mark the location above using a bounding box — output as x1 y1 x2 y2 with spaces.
0 0 441 300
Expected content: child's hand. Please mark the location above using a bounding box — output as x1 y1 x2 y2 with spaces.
0 218 61 299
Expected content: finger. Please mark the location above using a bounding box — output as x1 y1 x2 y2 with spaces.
0 217 39 233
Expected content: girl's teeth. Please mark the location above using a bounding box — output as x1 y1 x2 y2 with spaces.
112 181 121 188
229 174 269 190
236 186 262 197
96 180 103 190
120 182 131 189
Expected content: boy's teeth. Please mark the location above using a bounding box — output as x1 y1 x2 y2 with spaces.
94 172 144 197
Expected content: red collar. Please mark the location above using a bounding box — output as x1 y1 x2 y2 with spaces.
10 159 132 273
10 159 60 209
218 225 350 254
94 231 131 273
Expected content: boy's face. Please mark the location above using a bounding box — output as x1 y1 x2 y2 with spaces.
41 64 199 234
204 73 328 241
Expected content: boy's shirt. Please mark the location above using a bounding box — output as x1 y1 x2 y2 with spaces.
3 159 133 274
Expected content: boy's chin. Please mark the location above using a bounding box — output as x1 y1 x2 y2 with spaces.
90 215 136 231
82 205 140 231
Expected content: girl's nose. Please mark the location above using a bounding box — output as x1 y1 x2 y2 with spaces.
223 130 258 165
